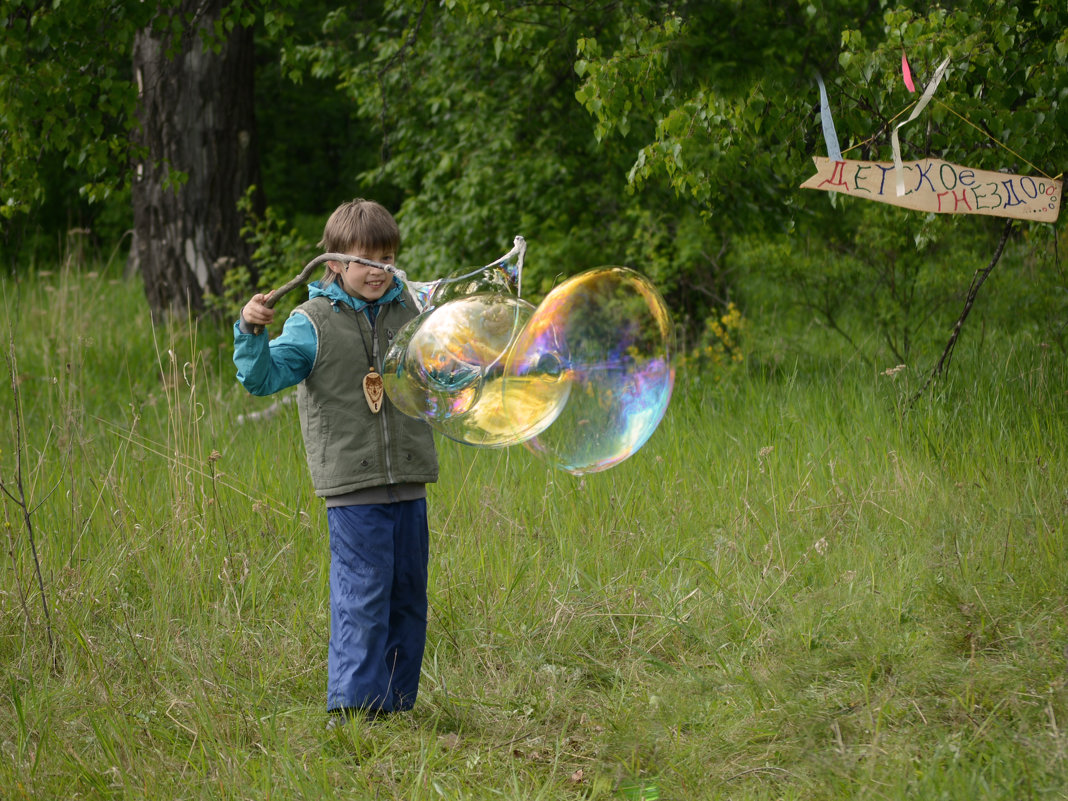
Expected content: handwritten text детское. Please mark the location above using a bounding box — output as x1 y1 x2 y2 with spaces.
801 156 1061 223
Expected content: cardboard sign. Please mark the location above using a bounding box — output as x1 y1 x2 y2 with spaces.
801 156 1062 223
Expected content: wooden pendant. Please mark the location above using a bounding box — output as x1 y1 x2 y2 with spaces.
363 368 384 413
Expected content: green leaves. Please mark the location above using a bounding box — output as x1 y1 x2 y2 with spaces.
281 2 661 283
574 15 677 144
8 0 1062 344
0 1 301 226
572 0 1068 232
0 1 145 216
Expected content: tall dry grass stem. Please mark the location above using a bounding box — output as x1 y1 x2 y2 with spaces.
1 339 57 668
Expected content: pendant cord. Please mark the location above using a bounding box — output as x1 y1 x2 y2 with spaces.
355 307 378 372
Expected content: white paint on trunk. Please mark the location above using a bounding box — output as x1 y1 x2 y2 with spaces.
185 236 209 287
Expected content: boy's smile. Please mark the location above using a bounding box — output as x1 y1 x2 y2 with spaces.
331 248 396 302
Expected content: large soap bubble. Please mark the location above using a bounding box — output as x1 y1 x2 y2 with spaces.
383 249 675 473
503 267 675 475
382 293 570 447
417 259 521 309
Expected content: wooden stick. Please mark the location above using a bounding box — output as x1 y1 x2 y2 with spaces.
909 218 1013 406
252 253 393 334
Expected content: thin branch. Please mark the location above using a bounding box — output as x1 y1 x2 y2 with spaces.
3 499 32 632
2 340 57 667
376 0 431 161
909 219 1013 407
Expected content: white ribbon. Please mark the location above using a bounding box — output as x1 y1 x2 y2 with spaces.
892 56 951 197
816 74 842 162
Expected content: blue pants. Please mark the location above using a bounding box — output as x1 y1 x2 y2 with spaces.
326 500 429 713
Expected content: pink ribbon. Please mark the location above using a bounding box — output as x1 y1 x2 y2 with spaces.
902 51 916 93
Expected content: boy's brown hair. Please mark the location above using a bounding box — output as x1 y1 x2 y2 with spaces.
318 199 401 285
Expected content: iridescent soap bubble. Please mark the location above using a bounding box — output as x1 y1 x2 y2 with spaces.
382 306 482 423
413 258 521 311
503 267 675 475
383 293 570 447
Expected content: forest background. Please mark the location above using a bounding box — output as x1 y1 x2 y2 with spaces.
3 0 1065 361
1 1 1067 799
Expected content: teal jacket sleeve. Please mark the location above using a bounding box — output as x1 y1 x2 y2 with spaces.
233 311 317 396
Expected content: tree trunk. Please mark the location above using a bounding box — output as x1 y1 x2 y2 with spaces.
130 1 261 322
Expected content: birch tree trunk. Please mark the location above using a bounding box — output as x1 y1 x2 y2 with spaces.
129 1 261 321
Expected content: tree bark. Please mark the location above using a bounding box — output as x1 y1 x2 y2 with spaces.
130 1 261 322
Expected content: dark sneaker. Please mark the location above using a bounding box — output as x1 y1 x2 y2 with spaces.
325 707 386 730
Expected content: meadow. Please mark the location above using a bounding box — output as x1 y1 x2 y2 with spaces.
1 259 1066 800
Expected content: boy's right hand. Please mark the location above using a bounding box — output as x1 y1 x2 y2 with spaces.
241 293 276 330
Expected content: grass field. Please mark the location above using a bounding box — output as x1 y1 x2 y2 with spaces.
1 264 1066 800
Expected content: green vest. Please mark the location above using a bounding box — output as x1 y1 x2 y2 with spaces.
294 291 438 497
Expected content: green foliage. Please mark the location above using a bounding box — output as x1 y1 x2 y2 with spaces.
570 1 1068 360
0 1 151 216
736 202 1001 365
574 14 681 143
252 0 389 221
0 0 305 266
734 197 1068 368
676 300 747 384
5 0 1067 358
279 0 731 327
573 1 876 223
832 2 1068 175
0 1 159 263
206 187 314 322
574 1 1068 219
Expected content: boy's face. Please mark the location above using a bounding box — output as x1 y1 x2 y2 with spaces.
329 246 396 302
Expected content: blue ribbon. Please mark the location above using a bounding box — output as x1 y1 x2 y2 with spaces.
817 74 842 162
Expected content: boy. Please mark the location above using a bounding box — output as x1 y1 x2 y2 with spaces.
234 199 438 722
